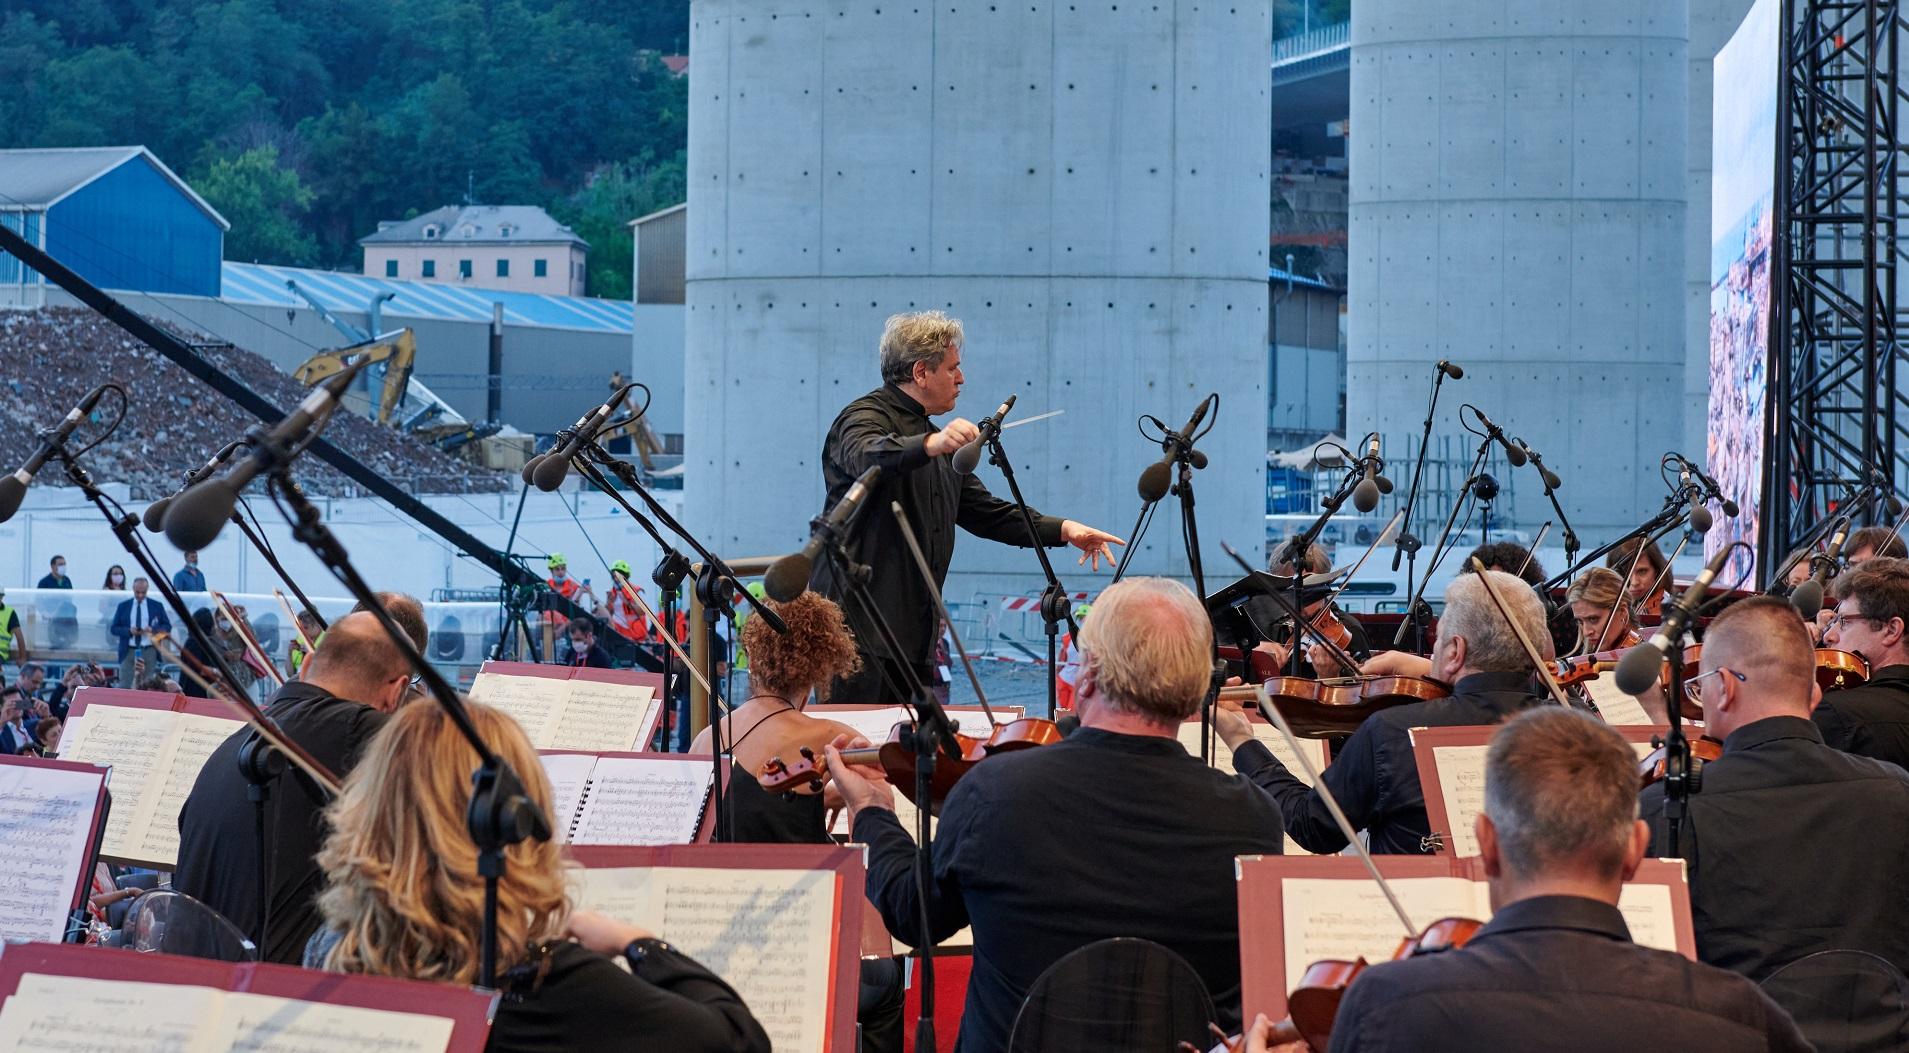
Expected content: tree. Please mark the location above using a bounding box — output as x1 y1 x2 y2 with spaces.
552 151 686 299
195 145 318 266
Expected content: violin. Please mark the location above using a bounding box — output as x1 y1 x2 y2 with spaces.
1815 647 1869 691
1639 735 1724 788
1217 675 1449 739
1266 917 1483 1050
758 716 1062 814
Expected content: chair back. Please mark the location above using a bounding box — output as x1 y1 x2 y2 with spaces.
1008 937 1216 1053
123 889 258 962
1760 949 1909 1053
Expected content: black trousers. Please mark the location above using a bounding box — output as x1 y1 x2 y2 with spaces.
823 651 938 709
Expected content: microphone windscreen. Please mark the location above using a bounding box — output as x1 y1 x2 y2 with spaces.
1138 459 1173 503
1721 498 1740 518
762 554 811 604
521 454 546 486
1503 442 1528 468
141 495 174 533
1376 474 1395 495
0 475 25 525
951 439 982 475
1888 495 1906 519
532 452 572 492
163 479 238 552
1352 476 1380 514
1612 643 1666 697
1540 467 1562 490
1689 503 1713 535
1791 579 1826 618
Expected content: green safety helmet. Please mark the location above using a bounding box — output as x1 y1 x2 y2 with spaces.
1073 601 1093 621
611 559 633 576
747 581 768 600
546 553 567 569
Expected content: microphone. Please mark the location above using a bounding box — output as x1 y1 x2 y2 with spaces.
1352 435 1383 513
764 466 881 602
1791 515 1851 617
1614 543 1734 696
0 384 109 524
1437 360 1465 380
1518 439 1563 490
520 454 547 487
143 439 250 532
1684 473 1714 536
953 393 1016 475
1138 394 1217 502
1675 456 1741 518
1469 408 1527 467
164 359 370 551
533 384 636 492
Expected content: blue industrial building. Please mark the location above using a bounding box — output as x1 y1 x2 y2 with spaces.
0 146 228 299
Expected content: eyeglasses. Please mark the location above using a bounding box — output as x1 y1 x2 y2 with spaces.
1684 666 1747 706
1826 609 1887 634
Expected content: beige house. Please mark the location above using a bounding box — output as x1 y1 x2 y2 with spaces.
360 205 587 296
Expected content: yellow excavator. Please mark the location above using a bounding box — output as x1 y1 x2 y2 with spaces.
293 329 418 427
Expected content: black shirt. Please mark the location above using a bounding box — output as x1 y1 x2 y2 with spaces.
1327 896 1812 1052
725 770 831 845
1233 670 1547 854
811 383 1064 665
174 681 389 963
1812 663 1909 772
853 726 1286 1053
1235 600 1374 677
572 642 615 669
1641 715 1909 981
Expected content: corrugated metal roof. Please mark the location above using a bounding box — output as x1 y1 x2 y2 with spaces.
0 146 231 230
1269 265 1340 293
360 204 586 247
222 262 633 334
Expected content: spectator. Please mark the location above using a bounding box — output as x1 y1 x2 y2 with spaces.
14 663 46 703
216 605 261 700
289 610 324 677
177 609 224 699
0 695 30 754
32 717 62 756
566 616 614 669
0 585 23 666
101 565 126 591
546 553 593 606
138 673 183 694
36 555 70 590
172 550 206 594
111 577 170 689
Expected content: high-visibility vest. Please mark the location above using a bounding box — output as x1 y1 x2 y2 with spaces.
0 603 13 660
1054 632 1081 711
606 586 646 642
548 576 581 601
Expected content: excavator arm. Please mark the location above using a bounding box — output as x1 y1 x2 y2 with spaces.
292 330 418 426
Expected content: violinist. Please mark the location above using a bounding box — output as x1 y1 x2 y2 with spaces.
1245 538 1372 677
1640 597 1909 981
1217 571 1549 855
1813 557 1909 771
1466 540 1544 586
1563 567 1669 723
1846 525 1908 565
1323 708 1809 1052
1606 537 1671 621
826 578 1286 1053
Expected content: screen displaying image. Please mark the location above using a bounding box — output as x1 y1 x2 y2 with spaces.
1706 0 1780 587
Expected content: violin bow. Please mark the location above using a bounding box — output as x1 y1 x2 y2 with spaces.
275 588 316 655
609 572 713 696
1468 558 1572 707
1219 542 1364 677
212 591 285 687
1253 680 1417 938
893 502 996 724
150 631 343 796
1516 522 1551 580
1315 508 1406 621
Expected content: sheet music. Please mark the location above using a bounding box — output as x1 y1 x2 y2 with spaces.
1177 721 1327 856
1278 876 1487 985
1616 881 1680 953
538 754 599 837
469 672 567 747
0 765 104 942
571 758 711 845
547 681 658 752
58 705 180 862
1428 740 1660 857
214 990 457 1052
1584 677 1655 726
0 973 219 1051
575 866 838 1053
134 712 244 866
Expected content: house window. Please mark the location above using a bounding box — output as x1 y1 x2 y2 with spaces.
459 259 473 278
534 259 547 277
496 259 509 277
384 259 398 277
499 224 514 238
422 225 439 239
422 260 436 278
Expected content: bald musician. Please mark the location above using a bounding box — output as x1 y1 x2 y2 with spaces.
828 578 1286 1053
1641 596 1909 980
1814 557 1909 771
1307 708 1810 1052
1217 570 1550 854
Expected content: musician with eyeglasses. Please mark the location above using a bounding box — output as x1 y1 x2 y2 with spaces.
1813 556 1909 771
1639 596 1909 981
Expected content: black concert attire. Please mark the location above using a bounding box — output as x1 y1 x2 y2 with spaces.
303 932 770 1053
1326 896 1812 1053
1640 715 1909 980
1238 597 1373 676
1232 670 1547 854
571 641 615 669
175 680 388 963
811 384 1064 706
854 726 1286 1053
1812 663 1909 772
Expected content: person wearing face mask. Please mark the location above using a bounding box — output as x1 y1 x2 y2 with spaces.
173 607 424 964
36 556 70 590
1216 570 1553 855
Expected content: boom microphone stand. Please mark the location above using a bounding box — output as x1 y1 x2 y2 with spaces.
1392 431 1493 651
1391 363 1460 646
977 417 1078 720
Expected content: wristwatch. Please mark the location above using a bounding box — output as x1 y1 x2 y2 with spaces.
623 937 674 967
